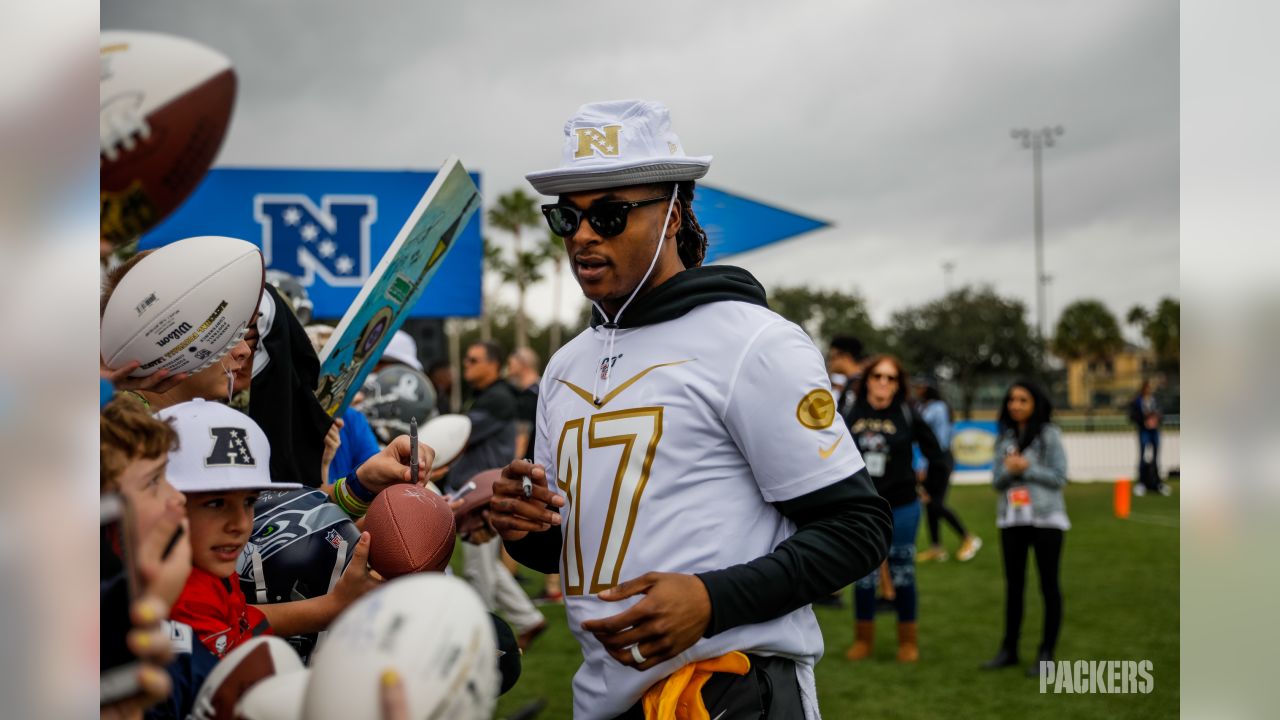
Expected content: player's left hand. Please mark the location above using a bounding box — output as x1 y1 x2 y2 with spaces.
357 435 436 493
582 572 711 671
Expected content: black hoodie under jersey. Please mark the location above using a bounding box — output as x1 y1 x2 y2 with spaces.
507 265 891 637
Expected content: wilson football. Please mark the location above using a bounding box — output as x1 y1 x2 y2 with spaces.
304 575 498 720
363 483 456 578
100 30 236 247
101 235 263 378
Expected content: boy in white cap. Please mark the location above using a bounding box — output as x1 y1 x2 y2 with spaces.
161 400 381 658
489 100 892 719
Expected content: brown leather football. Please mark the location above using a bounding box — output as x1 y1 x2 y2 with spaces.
363 484 456 578
100 31 237 247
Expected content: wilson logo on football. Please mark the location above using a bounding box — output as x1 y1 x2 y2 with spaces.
155 321 194 348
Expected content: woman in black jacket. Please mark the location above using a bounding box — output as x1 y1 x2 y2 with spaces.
844 355 951 663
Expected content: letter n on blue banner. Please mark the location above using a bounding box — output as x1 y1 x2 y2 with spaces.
138 168 482 319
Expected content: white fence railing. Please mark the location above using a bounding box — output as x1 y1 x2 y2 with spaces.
952 431 1180 485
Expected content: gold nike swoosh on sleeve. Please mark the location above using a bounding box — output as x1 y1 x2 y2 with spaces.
819 434 844 459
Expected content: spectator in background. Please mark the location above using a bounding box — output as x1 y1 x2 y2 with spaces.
914 378 982 563
427 359 455 416
506 347 542 459
1128 380 1168 496
982 380 1069 676
846 355 950 663
450 341 547 647
505 347 562 604
827 335 865 423
377 330 424 373
100 397 212 720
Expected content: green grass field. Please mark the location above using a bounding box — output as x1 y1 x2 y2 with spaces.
483 482 1179 719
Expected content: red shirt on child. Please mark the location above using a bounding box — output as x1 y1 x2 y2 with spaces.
171 566 271 658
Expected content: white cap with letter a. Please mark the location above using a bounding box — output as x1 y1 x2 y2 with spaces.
158 399 302 493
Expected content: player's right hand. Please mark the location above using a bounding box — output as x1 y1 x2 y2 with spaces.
489 459 563 541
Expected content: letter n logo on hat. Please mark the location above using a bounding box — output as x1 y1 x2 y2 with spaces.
206 427 258 467
574 125 621 159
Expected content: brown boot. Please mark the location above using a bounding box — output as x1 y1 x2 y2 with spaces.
896 621 919 663
845 621 875 660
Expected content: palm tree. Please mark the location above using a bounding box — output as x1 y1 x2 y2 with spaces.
487 189 541 349
539 231 567 353
480 237 505 341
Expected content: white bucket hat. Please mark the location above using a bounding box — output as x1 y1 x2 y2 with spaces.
158 399 302 493
379 330 423 371
525 99 712 196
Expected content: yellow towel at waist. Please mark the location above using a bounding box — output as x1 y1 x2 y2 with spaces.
642 651 752 720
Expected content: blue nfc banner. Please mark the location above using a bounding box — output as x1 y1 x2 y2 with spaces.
140 168 483 319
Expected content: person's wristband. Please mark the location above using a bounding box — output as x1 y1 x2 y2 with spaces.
346 462 375 503
332 477 371 518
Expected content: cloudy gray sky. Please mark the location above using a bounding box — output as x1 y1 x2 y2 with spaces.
103 0 1178 336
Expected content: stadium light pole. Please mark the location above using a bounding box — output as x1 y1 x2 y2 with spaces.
1010 125 1064 342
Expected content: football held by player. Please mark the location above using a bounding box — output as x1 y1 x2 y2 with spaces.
490 100 893 719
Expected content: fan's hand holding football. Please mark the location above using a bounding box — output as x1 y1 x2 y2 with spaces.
101 359 189 394
582 572 712 671
489 459 563 541
102 595 176 720
357 435 435 493
379 668 409 720
330 532 381 612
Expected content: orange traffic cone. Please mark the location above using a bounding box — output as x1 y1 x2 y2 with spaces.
1114 478 1131 519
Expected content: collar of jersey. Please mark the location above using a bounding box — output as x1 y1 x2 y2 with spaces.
588 265 768 330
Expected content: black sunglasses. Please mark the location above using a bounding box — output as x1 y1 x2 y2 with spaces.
541 195 670 238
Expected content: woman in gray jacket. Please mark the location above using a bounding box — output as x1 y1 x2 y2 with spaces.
981 380 1068 676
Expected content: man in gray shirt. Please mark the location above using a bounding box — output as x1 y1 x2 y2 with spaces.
451 340 547 647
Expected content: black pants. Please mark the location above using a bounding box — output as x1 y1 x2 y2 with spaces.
611 654 804 720
998 526 1064 657
923 459 967 544
1137 428 1162 490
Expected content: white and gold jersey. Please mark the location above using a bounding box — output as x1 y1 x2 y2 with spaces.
535 300 864 718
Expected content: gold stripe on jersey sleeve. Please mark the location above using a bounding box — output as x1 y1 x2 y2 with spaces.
554 359 693 409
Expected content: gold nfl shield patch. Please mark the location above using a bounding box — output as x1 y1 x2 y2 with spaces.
796 389 837 430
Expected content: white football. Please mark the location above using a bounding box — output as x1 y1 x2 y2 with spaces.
235 669 309 720
101 235 263 378
421 413 472 470
304 574 498 720
100 31 237 247
190 636 303 720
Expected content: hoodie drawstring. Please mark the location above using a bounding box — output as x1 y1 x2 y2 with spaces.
589 185 680 405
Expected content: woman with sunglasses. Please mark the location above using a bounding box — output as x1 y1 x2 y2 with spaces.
845 354 951 663
982 379 1069 676
488 99 892 719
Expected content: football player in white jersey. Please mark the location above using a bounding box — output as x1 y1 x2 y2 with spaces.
489 100 892 720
